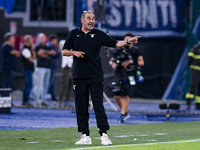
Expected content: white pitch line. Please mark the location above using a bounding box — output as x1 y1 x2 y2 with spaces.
114 135 132 138
27 141 39 144
154 133 168 135
69 139 200 150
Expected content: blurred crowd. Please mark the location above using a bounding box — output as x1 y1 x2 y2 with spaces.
0 32 73 109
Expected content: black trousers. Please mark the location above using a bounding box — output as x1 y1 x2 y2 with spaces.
73 78 109 136
188 69 200 96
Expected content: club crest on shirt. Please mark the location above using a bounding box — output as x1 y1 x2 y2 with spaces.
90 34 95 38
77 35 81 37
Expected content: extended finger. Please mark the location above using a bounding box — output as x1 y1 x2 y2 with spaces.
134 36 141 39
76 54 81 58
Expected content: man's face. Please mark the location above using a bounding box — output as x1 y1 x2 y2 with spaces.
39 35 46 45
81 13 95 31
28 37 33 46
51 38 58 46
9 36 15 46
30 37 33 45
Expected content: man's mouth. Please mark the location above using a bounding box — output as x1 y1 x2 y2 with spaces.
88 23 94 27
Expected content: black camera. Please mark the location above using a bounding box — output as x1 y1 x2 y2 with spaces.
111 47 137 74
109 80 124 92
111 48 131 66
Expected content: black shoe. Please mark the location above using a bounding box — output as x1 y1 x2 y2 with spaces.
195 103 200 110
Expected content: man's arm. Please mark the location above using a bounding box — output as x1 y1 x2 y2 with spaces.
47 50 56 56
10 49 20 57
121 56 144 68
137 56 144 66
26 51 35 63
37 49 48 58
62 49 85 58
32 50 36 59
52 49 61 59
116 36 141 48
27 57 34 63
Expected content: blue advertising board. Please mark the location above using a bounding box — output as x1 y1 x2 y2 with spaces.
75 0 185 37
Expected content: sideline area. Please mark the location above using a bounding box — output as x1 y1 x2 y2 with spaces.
1 97 200 130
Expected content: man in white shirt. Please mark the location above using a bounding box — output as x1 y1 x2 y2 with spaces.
58 40 73 108
21 35 35 107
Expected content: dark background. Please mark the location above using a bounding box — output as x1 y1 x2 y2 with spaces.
0 6 186 99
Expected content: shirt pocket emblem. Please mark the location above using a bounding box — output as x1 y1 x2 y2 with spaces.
90 34 95 38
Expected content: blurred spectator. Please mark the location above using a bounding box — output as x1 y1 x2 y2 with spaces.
186 42 200 110
58 40 73 108
21 35 35 108
35 33 56 108
1 32 20 90
46 34 61 107
109 32 144 123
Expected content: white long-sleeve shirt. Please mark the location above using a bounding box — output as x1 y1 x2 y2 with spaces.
59 40 73 68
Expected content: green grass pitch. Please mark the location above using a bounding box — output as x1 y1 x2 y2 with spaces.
1 122 200 150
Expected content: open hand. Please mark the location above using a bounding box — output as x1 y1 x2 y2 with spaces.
73 51 85 58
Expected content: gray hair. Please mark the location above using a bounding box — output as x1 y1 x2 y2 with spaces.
38 33 46 38
4 32 13 41
81 10 94 18
24 35 32 43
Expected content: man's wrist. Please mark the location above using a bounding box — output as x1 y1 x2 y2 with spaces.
127 39 131 45
72 51 76 55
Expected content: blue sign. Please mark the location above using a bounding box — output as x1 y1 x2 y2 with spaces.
0 0 16 14
75 0 185 37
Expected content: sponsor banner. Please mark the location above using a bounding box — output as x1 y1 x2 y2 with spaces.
75 0 185 37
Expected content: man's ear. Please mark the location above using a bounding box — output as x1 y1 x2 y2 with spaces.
81 18 83 24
